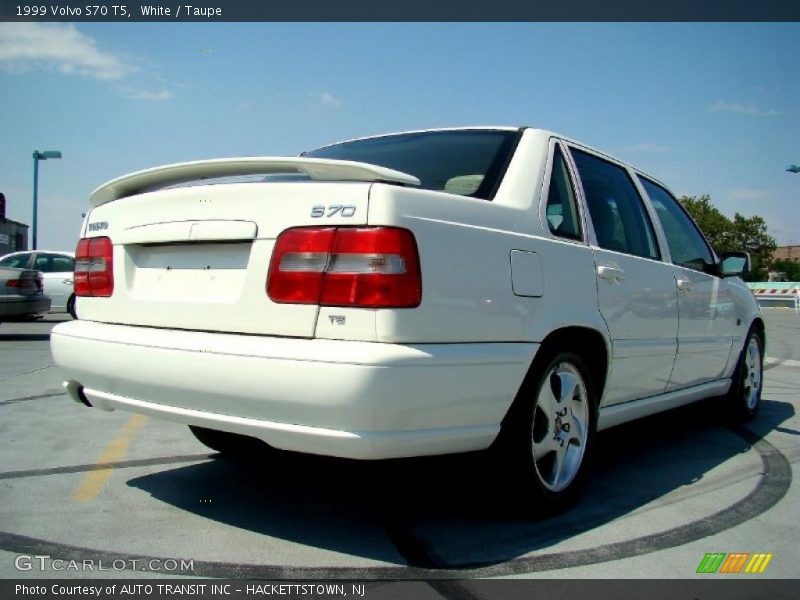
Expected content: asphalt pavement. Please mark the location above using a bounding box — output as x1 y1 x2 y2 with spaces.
0 309 798 584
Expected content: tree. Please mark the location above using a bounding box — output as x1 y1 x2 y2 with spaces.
729 213 776 280
679 195 736 253
679 195 776 281
770 259 800 282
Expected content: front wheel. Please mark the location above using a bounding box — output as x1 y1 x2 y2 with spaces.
67 294 77 319
496 350 598 515
727 330 764 421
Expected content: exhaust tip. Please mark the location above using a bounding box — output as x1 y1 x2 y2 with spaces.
63 381 92 407
77 387 92 408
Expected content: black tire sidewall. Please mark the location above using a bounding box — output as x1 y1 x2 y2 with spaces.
731 330 764 421
502 350 599 512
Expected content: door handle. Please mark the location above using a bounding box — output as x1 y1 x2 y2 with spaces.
676 279 693 292
597 265 625 282
63 279 73 285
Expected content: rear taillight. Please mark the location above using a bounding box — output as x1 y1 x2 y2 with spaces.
268 227 421 308
74 236 114 297
6 273 39 291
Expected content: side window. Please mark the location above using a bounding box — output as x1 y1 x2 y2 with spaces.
545 146 582 240
0 254 30 269
638 177 715 272
34 254 54 273
570 148 660 260
49 255 75 273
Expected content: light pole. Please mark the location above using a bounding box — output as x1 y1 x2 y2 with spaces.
32 150 62 250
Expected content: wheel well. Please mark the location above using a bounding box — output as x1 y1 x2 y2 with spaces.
500 326 609 433
751 317 765 349
536 327 609 396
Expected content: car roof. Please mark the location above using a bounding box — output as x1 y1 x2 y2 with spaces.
1 250 75 258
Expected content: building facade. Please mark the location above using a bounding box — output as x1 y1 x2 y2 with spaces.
0 193 29 255
0 219 29 255
773 245 800 263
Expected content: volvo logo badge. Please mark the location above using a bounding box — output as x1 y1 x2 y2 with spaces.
88 221 109 232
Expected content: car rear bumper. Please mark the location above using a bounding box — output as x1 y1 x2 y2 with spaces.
0 295 52 319
50 320 536 459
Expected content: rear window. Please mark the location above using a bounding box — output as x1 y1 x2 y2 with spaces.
0 254 30 269
303 129 521 200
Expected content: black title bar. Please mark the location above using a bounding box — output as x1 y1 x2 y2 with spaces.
1 0 799 22
4 579 800 600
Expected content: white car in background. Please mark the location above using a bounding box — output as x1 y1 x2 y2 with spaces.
50 127 763 512
0 250 76 318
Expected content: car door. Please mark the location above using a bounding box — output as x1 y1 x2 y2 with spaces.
567 146 679 405
636 177 735 389
33 253 74 311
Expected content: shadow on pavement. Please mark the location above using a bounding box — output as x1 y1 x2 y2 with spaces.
127 397 794 570
0 333 51 342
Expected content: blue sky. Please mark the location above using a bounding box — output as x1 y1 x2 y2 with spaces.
0 23 798 251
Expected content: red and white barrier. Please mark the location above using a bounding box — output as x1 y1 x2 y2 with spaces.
748 283 800 314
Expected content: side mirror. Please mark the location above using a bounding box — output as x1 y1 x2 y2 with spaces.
719 251 751 277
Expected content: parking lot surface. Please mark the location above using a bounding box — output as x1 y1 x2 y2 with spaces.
0 309 798 580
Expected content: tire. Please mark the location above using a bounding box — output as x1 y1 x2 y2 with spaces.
495 349 598 515
727 329 764 421
189 425 272 459
67 295 77 319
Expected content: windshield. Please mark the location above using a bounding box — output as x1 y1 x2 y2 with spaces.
303 129 521 200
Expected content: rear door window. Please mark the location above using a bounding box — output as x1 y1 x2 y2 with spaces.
570 148 660 260
34 253 74 273
50 254 75 273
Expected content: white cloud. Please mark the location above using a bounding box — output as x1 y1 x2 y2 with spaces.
0 23 134 80
728 189 772 201
318 92 342 109
708 100 780 117
127 88 173 101
622 142 670 153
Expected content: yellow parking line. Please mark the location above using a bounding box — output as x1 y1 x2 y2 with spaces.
72 415 147 502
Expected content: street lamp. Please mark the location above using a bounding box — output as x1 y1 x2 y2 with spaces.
32 150 62 250
787 164 800 174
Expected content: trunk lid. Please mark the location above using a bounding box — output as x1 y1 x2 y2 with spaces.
79 179 373 337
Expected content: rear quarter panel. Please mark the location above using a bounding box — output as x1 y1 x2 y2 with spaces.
366 130 606 346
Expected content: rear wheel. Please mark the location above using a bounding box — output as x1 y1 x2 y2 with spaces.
189 425 272 459
496 350 598 515
727 330 763 421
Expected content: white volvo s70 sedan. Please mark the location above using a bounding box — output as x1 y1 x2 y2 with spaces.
50 127 763 511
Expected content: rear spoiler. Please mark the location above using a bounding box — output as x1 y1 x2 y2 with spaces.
90 157 421 206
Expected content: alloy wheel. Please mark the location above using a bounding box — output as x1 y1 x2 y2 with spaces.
743 336 762 410
531 362 589 492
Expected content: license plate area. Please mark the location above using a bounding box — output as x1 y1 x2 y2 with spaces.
125 242 252 302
